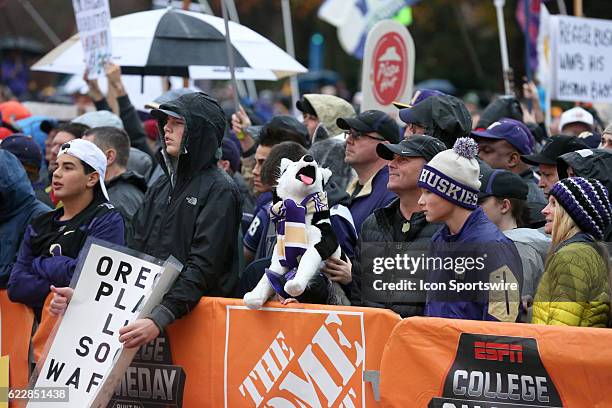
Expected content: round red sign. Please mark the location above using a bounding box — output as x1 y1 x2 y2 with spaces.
371 32 408 106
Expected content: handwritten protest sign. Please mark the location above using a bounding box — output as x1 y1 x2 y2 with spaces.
27 240 180 408
72 0 112 78
550 15 612 103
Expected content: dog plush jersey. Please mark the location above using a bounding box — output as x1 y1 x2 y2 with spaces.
243 155 341 309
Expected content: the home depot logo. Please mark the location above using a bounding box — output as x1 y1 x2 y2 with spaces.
225 306 365 407
474 341 523 363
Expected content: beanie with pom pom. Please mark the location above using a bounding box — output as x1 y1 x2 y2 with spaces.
417 137 481 209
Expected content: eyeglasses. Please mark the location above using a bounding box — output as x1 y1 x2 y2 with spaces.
344 130 386 142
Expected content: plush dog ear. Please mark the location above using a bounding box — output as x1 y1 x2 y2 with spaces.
280 158 292 174
320 168 332 186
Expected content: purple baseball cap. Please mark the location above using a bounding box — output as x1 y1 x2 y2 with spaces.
392 89 445 110
471 118 534 155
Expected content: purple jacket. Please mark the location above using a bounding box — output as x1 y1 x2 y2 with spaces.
8 202 124 309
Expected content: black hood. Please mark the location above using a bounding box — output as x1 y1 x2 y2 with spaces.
156 92 226 177
476 96 523 129
557 148 612 194
107 170 148 193
412 95 472 148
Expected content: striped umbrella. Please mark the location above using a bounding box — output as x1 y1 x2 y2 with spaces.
32 8 307 80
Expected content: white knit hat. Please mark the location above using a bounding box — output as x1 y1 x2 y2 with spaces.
417 137 481 209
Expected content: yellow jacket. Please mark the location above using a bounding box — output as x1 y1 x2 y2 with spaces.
532 240 610 327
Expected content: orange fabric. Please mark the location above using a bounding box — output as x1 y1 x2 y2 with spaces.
0 101 31 123
379 317 612 407
31 294 58 365
0 290 34 392
167 297 401 407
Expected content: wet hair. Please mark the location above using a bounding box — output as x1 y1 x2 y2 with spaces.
56 122 89 139
260 141 308 186
84 126 130 168
259 122 309 148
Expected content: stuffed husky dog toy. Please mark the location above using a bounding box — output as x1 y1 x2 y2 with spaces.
244 154 341 309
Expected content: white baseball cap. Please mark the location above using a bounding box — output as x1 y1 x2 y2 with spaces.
559 107 594 131
57 138 109 200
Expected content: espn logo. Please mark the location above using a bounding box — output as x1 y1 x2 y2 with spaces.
474 341 523 363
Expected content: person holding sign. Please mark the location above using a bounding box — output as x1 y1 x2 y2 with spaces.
124 92 241 348
8 139 125 314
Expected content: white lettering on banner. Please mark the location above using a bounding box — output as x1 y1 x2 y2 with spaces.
234 311 364 407
72 0 112 78
27 243 171 408
551 15 612 103
419 169 478 207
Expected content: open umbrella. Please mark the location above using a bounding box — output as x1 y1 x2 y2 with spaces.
31 8 307 80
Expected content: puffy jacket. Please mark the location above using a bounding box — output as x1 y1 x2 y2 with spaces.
352 198 442 317
0 150 51 288
532 233 610 327
425 207 524 322
8 197 124 309
129 92 242 330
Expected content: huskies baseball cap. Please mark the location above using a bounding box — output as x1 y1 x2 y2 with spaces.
392 89 445 110
57 138 109 200
471 118 534 154
521 135 588 166
377 135 446 162
336 110 399 143
479 168 528 200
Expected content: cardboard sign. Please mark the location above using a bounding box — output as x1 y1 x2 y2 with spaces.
379 317 612 407
27 241 180 408
550 15 612 103
72 0 112 78
361 19 415 122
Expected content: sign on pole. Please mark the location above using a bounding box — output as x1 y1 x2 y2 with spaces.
360 20 415 122
27 240 180 408
72 0 112 78
550 15 612 103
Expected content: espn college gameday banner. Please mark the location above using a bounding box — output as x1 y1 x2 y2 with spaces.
0 290 33 393
378 317 612 407
167 297 401 407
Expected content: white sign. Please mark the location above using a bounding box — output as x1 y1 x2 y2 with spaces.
360 19 415 123
72 0 112 78
28 241 180 408
550 15 612 103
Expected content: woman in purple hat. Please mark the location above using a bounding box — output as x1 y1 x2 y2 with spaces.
533 177 612 327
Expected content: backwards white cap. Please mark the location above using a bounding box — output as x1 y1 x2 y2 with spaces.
559 107 594 131
57 138 109 200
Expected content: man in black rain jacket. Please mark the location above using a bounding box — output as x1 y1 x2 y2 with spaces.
120 92 241 348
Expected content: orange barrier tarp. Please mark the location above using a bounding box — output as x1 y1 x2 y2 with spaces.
0 290 33 392
167 297 401 407
379 317 612 407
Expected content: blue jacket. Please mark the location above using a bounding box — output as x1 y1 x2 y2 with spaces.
0 151 50 288
8 198 124 309
424 207 523 322
346 166 396 234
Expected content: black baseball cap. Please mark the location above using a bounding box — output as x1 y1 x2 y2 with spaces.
377 134 446 162
479 168 528 200
521 135 588 166
337 110 399 143
295 98 317 116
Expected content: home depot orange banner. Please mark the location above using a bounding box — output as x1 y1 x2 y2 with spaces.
26 296 400 407
379 317 612 407
0 290 34 394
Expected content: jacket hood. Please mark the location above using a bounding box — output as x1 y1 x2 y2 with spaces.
557 148 612 193
0 150 36 221
476 96 523 129
156 92 226 177
304 94 355 136
411 95 472 148
107 170 148 193
504 227 551 257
